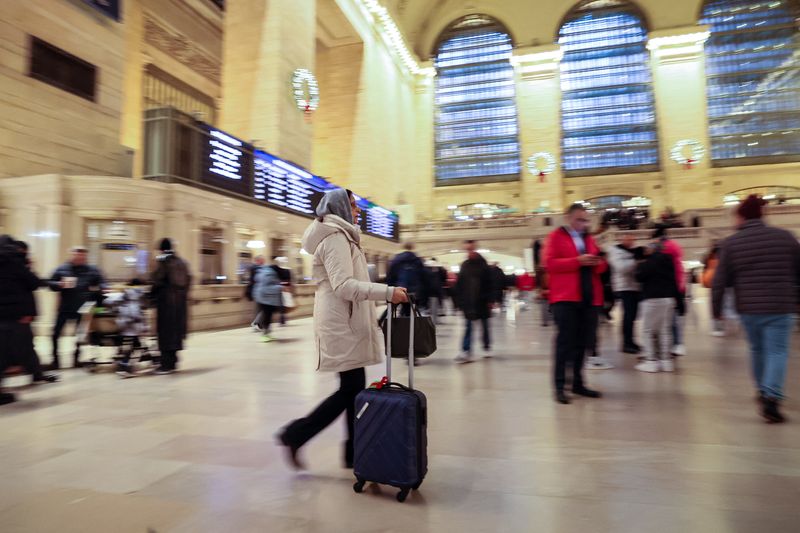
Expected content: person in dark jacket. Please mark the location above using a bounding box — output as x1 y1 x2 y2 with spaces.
13 241 58 384
270 257 293 326
712 195 800 424
489 262 506 309
0 235 45 404
424 259 445 324
454 240 493 363
634 242 679 373
48 246 106 369
387 243 427 310
149 238 191 374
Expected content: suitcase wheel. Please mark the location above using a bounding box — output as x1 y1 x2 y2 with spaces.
396 488 410 503
353 480 366 494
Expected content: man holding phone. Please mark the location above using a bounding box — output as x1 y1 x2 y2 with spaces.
49 246 106 369
544 204 607 404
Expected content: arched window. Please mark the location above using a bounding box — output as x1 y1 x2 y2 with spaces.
700 0 800 165
434 15 520 185
558 0 659 176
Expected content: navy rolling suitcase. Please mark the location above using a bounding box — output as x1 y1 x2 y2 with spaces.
353 302 428 503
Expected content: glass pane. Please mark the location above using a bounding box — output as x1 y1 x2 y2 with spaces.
559 7 660 174
701 0 800 163
435 22 521 184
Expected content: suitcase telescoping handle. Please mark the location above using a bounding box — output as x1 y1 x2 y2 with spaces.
385 296 416 390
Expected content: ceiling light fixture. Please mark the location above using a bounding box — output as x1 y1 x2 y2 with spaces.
358 0 435 77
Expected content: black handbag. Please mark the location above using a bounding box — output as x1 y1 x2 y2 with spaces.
379 299 437 358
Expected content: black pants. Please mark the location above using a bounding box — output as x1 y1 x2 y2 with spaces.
282 367 366 464
259 304 278 333
52 311 81 366
16 322 45 379
617 291 641 348
552 303 598 392
0 321 16 388
160 350 179 371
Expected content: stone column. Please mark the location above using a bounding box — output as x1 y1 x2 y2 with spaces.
220 0 316 167
649 27 713 211
512 45 565 214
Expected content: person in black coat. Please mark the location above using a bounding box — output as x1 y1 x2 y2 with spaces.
13 241 58 384
149 238 191 374
489 262 506 308
454 240 493 363
0 235 46 404
48 246 105 368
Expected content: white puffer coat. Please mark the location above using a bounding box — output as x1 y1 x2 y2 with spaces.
302 214 394 373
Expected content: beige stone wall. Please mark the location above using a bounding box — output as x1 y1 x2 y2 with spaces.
312 1 423 209
120 0 222 177
0 0 126 179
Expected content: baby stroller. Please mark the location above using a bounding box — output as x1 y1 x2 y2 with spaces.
77 287 160 376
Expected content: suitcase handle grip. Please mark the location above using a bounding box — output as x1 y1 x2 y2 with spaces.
386 301 415 389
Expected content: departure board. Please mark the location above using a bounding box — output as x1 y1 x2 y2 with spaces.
201 126 252 196
254 150 333 216
353 194 400 241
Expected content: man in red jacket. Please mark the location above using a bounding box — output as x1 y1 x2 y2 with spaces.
545 204 607 404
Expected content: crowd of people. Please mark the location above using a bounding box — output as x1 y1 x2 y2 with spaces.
0 237 191 404
1 188 797 474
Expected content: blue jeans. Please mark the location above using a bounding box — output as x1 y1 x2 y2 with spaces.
740 314 794 400
462 318 490 353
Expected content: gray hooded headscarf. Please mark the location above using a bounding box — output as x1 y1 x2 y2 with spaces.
316 188 353 225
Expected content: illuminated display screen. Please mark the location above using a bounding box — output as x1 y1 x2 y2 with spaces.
353 194 400 241
254 150 333 216
202 126 252 195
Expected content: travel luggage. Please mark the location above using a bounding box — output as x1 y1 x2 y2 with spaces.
352 301 428 503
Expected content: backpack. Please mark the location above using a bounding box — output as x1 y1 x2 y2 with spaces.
167 257 190 289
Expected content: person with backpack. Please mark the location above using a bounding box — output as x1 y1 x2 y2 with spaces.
149 238 191 374
387 242 427 312
253 259 283 342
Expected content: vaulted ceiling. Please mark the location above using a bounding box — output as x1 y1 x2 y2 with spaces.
382 0 709 59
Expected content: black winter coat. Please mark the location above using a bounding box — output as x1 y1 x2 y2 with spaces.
489 265 506 303
712 219 800 316
150 253 192 352
455 254 492 320
0 237 40 321
635 250 678 300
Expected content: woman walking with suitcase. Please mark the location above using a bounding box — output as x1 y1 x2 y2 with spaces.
277 188 407 469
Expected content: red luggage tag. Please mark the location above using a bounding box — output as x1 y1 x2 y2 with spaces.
369 376 389 390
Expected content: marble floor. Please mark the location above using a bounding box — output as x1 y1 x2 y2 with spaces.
1 297 798 533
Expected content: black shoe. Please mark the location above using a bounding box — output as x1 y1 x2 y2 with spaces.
33 373 60 384
573 387 602 399
761 398 786 424
622 345 639 354
277 432 306 470
46 361 60 371
555 391 571 404
0 392 16 405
